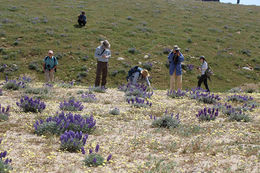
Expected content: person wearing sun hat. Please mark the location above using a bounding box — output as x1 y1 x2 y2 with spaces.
94 40 111 89
127 66 151 86
197 56 210 92
43 50 58 83
167 45 184 91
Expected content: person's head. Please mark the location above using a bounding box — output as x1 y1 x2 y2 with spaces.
101 40 110 49
173 45 181 53
141 69 150 78
200 56 206 63
48 50 54 56
81 11 85 15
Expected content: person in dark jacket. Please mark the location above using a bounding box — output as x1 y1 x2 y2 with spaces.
197 56 210 92
127 66 151 86
168 45 184 91
78 12 87 26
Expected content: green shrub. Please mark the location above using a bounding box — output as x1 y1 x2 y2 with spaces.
83 153 104 167
151 114 180 129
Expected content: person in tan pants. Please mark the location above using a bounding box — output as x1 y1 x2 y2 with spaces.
43 50 58 83
167 45 184 91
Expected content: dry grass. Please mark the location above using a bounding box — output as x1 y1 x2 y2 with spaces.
0 81 259 172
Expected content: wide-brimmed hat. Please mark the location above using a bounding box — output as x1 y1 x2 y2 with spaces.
173 45 181 51
200 56 206 60
101 40 110 49
141 69 150 77
48 50 53 54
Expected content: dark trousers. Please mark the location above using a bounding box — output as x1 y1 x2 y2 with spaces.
95 61 108 87
198 74 210 92
78 20 86 26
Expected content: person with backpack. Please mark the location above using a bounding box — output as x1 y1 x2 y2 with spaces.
197 56 210 92
43 50 58 83
78 11 87 26
168 45 184 91
94 40 111 89
126 66 151 86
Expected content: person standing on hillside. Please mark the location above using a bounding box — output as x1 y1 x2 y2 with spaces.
43 50 58 83
94 40 111 89
126 66 151 86
197 56 210 92
78 11 87 26
168 45 184 91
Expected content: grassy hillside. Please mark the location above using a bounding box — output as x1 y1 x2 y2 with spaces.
0 0 259 91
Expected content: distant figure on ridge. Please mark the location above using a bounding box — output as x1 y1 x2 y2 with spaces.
78 11 87 26
94 40 111 89
43 50 58 83
126 66 151 86
167 45 184 91
197 56 210 92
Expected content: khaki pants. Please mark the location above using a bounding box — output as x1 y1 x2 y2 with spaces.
95 61 108 87
45 70 54 83
170 70 182 91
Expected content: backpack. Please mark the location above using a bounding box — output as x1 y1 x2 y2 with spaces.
205 66 213 80
44 56 57 71
126 66 141 81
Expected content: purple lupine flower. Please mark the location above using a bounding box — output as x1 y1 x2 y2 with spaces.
93 157 97 163
107 154 112 162
95 144 99 153
89 149 93 154
81 147 85 155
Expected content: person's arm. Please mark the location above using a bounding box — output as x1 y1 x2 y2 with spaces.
179 53 184 62
168 52 173 63
95 47 102 59
145 77 151 86
103 50 111 59
132 72 139 85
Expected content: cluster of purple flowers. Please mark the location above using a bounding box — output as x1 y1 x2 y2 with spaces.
3 77 27 90
197 93 221 104
59 81 74 88
82 144 112 167
187 64 194 71
16 96 46 113
127 97 152 108
34 112 96 135
227 94 253 103
81 93 97 103
60 130 88 152
189 87 208 99
43 83 53 88
196 107 219 121
59 98 84 111
167 89 187 98
122 83 153 99
19 76 32 83
0 104 10 121
0 139 12 170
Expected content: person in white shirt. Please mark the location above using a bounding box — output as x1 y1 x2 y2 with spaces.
197 56 210 92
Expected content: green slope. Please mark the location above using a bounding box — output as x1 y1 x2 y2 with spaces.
0 0 259 91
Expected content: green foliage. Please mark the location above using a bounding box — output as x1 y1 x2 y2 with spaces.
34 121 60 136
109 108 120 115
25 87 50 95
152 116 179 129
83 153 104 167
0 159 12 173
228 112 250 122
3 82 20 90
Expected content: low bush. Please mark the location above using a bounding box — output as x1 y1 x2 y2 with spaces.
196 107 219 121
151 112 180 129
60 130 88 152
34 112 96 135
59 98 84 111
0 105 10 121
109 108 120 115
167 89 186 99
0 140 12 173
83 144 112 167
81 93 97 103
16 96 46 113
227 94 253 103
127 97 152 108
